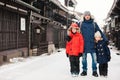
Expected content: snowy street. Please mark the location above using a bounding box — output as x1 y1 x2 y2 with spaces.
0 46 120 80
0 0 119 80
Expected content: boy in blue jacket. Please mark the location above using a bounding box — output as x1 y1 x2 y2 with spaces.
94 31 111 77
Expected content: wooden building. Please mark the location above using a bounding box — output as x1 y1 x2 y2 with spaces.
0 0 77 65
105 0 120 50
0 0 42 64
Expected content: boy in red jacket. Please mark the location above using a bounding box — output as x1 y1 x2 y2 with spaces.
66 23 84 77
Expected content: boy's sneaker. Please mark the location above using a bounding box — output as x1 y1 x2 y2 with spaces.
81 71 87 76
71 73 79 77
92 71 98 77
100 75 107 78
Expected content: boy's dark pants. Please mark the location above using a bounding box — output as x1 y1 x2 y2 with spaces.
99 63 108 76
69 56 80 74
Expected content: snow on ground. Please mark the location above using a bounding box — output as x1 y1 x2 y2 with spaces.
0 47 120 80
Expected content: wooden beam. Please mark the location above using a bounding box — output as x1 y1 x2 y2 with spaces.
14 0 40 13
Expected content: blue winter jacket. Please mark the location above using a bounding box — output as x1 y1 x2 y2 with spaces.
80 19 108 53
96 40 111 64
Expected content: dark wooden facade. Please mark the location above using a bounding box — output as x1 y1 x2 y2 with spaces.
0 7 28 51
0 0 31 64
105 0 120 50
30 12 50 55
44 0 71 48
0 0 73 65
32 0 70 53
0 0 29 52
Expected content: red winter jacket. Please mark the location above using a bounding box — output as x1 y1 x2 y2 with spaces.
66 32 84 56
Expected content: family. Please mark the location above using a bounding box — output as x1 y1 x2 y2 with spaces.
66 11 111 77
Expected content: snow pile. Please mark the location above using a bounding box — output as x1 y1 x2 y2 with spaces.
9 57 25 63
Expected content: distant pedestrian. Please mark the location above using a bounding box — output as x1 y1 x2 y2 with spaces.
95 31 111 77
66 22 84 77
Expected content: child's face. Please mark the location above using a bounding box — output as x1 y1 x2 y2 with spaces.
71 27 77 33
95 36 101 41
